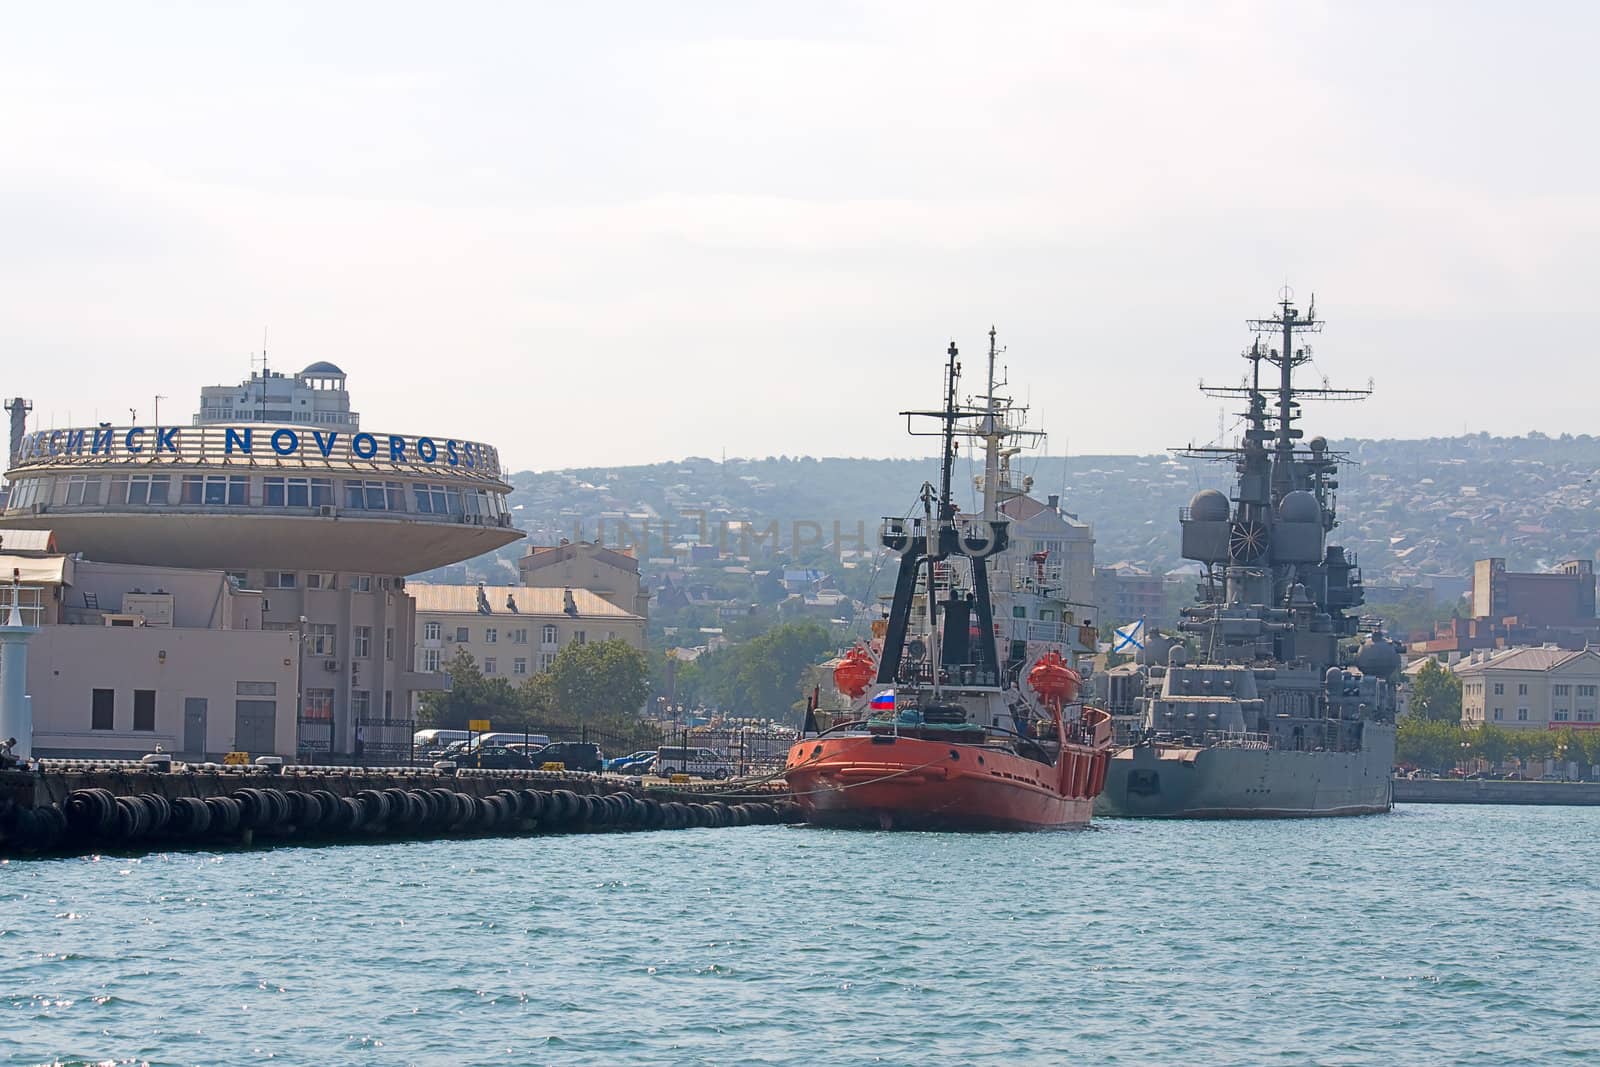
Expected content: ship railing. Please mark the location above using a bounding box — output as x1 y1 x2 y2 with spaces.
1204 730 1273 750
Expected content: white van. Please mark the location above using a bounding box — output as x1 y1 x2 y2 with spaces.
414 729 470 751
654 746 736 780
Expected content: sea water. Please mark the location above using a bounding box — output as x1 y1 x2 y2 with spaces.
2 804 1596 1066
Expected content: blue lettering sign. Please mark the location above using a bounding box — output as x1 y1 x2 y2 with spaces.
156 427 179 453
271 428 299 456
47 430 62 456
388 435 406 461
225 428 253 455
91 428 113 455
124 428 145 454
353 432 377 459
312 431 338 458
416 436 437 462
446 439 459 466
64 430 86 454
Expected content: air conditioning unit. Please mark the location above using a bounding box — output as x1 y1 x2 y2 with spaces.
318 504 337 517
323 659 339 671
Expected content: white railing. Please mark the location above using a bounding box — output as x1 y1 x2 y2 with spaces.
0 584 47 627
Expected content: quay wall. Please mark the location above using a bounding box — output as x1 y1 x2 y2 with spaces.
0 764 797 854
1393 777 1600 806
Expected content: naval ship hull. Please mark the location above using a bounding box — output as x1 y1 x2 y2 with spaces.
1094 723 1395 819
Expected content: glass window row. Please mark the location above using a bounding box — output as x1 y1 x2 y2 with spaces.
6 473 508 519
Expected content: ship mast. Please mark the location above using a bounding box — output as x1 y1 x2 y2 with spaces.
981 327 1001 522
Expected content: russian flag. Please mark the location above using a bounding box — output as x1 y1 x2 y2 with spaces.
869 690 896 711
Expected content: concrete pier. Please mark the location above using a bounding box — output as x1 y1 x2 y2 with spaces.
1393 776 1600 806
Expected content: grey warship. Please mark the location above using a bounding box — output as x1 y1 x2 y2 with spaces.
1095 292 1399 818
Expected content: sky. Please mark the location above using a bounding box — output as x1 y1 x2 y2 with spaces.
2 1 1596 473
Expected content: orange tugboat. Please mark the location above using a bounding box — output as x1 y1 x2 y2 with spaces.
784 339 1112 831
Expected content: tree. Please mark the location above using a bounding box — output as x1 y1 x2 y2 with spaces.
1466 724 1512 770
417 648 523 729
548 639 650 725
1397 717 1466 772
1407 660 1463 723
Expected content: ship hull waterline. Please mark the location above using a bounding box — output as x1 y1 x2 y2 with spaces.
785 733 1106 832
1094 726 1396 820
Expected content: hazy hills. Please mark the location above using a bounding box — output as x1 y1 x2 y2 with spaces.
426 433 1600 587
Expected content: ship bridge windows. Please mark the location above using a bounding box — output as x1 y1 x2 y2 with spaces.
180 474 247 506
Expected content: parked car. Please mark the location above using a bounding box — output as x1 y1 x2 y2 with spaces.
604 750 658 774
525 741 605 773
654 746 736 780
453 745 538 770
428 731 551 759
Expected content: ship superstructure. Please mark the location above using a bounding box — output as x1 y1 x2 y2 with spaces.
1096 293 1399 818
786 336 1111 830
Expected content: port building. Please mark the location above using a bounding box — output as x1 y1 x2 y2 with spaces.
0 363 521 759
409 583 647 682
1453 646 1600 731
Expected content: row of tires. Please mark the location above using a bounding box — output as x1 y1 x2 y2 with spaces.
0 787 800 851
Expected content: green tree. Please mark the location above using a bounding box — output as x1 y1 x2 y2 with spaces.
548 639 650 725
1407 660 1463 723
1466 724 1512 770
1397 717 1466 772
417 648 523 729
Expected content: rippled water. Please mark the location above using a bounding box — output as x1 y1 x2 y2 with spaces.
2 804 1596 1066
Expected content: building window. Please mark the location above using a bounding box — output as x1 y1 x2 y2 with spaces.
385 627 395 660
1555 710 1570 721
1517 683 1528 696
265 571 297 589
303 688 334 721
484 657 497 675
383 691 393 722
411 483 458 514
351 574 373 592
1493 683 1504 696
1580 686 1597 698
353 626 372 659
306 623 336 656
513 657 527 676
91 688 115 730
542 624 558 646
510 628 528 644
1517 708 1528 721
263 476 312 507
1012 606 1027 618
574 631 586 645
421 648 441 672
133 689 156 731
112 474 171 506
484 628 497 644
423 621 441 642
236 681 277 696
180 474 247 506
539 652 556 671
455 626 469 642
1554 684 1571 697
1493 708 1503 720
305 572 333 590
344 479 405 511
351 690 371 720
311 478 335 507
1580 711 1596 723
64 474 103 506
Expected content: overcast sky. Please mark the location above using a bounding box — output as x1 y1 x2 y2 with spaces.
2 2 1594 472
